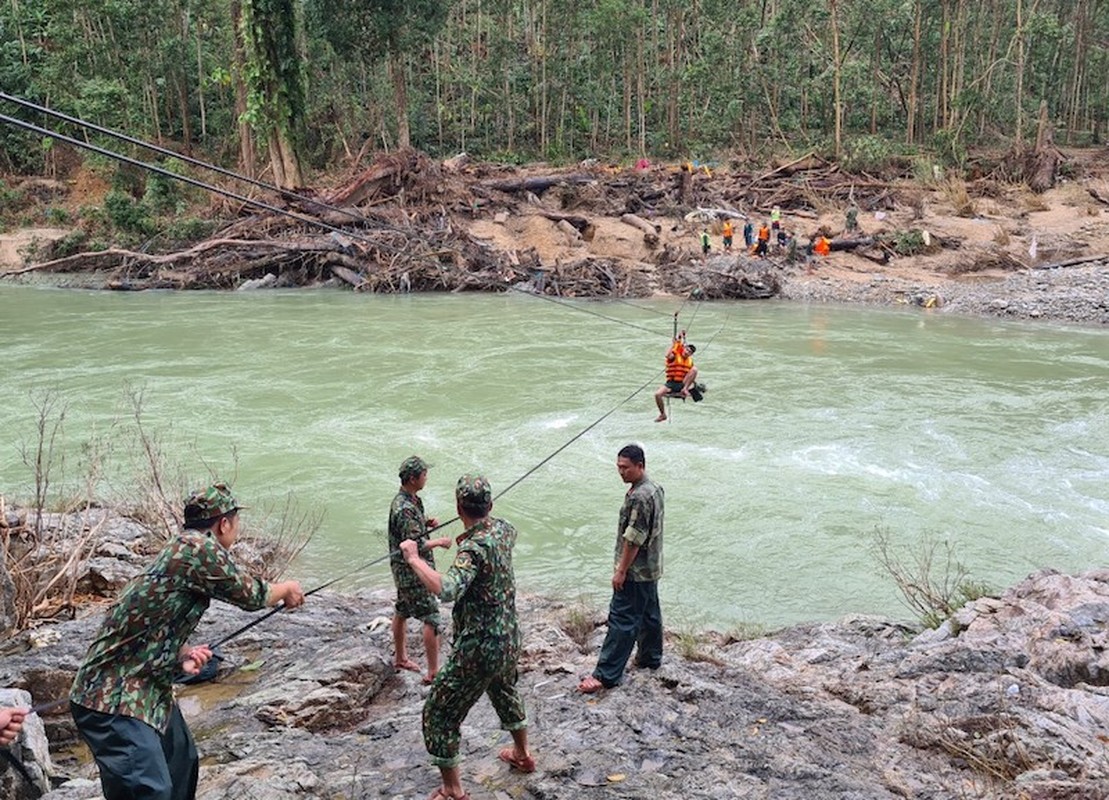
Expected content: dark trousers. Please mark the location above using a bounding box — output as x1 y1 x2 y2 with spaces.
593 579 663 688
71 702 198 800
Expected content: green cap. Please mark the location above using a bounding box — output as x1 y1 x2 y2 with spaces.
183 482 242 524
455 474 492 506
399 455 431 482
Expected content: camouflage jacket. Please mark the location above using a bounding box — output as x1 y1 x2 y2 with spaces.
70 531 268 732
388 489 435 588
616 475 665 582
439 517 521 669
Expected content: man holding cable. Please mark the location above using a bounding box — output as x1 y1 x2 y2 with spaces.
69 482 305 800
401 474 534 800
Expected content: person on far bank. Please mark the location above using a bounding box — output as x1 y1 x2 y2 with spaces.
579 444 665 694
69 483 305 800
389 455 452 684
0 706 28 746
700 228 711 257
722 219 734 251
400 474 534 800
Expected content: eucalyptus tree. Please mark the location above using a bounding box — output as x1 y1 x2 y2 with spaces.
307 0 449 150
240 0 307 187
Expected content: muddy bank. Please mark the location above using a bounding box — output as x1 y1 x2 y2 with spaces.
2 508 1109 800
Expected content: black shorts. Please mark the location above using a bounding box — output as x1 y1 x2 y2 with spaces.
665 380 684 393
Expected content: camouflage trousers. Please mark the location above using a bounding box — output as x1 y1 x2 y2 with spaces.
423 645 526 767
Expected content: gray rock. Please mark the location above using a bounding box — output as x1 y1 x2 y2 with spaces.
8 507 1109 800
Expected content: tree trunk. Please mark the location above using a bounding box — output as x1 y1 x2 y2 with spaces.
907 0 922 143
389 51 411 150
231 0 256 178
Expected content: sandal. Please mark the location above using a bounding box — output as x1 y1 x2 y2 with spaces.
427 788 470 800
498 746 536 773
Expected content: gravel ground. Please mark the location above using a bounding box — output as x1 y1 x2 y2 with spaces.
778 260 1109 327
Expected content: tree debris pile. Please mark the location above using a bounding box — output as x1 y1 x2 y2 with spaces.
3 145 1082 297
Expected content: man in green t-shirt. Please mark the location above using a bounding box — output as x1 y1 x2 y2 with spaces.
579 443 665 693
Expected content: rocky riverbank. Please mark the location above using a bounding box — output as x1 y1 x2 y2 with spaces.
777 258 1109 327
2 509 1109 800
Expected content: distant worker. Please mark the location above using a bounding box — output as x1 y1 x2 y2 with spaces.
754 222 771 257
654 331 698 423
742 220 754 249
845 202 860 234
700 229 710 257
776 227 788 250
814 234 831 256
770 205 782 232
722 219 734 251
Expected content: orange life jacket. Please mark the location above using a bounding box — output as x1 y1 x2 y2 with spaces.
757 225 771 241
666 344 693 382
722 221 733 237
814 236 831 256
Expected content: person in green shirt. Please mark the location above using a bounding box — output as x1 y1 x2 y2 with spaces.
389 455 451 683
579 443 665 693
400 474 533 800
70 483 305 800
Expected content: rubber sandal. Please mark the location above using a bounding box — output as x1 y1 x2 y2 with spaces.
498 746 536 773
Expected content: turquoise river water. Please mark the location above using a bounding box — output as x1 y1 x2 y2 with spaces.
1 285 1106 629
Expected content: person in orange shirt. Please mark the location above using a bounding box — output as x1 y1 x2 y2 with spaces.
654 331 698 422
754 222 771 257
722 219 734 251
814 235 831 256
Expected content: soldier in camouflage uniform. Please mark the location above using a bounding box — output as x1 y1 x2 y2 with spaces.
400 474 534 800
389 455 451 682
579 443 665 693
69 483 305 800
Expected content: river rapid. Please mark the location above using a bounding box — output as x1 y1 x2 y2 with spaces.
1 286 1106 629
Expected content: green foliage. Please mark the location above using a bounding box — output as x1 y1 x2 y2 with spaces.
104 190 154 236
143 170 183 215
43 206 70 225
931 128 967 170
840 135 895 175
53 230 88 258
163 217 215 244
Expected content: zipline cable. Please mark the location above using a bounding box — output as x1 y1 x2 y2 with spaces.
0 92 368 226
210 365 664 650
0 112 420 260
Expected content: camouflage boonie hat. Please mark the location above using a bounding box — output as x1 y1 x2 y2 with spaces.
455 474 492 506
183 482 242 523
399 455 431 482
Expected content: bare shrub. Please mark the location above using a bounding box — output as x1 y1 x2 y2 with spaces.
993 226 1010 246
942 179 977 217
871 527 993 629
241 493 323 582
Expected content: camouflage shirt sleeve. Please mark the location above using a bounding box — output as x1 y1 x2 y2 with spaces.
438 541 481 603
621 490 652 547
183 534 269 611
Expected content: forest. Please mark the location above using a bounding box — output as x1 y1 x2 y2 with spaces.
1 0 1106 184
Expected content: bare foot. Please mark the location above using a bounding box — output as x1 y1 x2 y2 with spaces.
422 672 437 685
654 414 666 423
394 658 421 673
578 675 605 694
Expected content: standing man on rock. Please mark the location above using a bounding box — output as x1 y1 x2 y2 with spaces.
389 455 451 683
69 483 305 800
400 474 534 800
579 444 665 693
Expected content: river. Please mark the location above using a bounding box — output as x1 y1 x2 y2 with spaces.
1 285 1106 629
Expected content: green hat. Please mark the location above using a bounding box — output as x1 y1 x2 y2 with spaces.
183 482 242 524
399 455 431 482
455 474 492 506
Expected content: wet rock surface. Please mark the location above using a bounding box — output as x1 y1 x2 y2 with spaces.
2 557 1109 800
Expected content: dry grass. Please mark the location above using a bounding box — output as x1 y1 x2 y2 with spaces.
942 179 977 217
560 603 598 649
992 226 1010 246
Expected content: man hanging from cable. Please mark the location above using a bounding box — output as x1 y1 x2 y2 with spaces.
653 329 703 422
